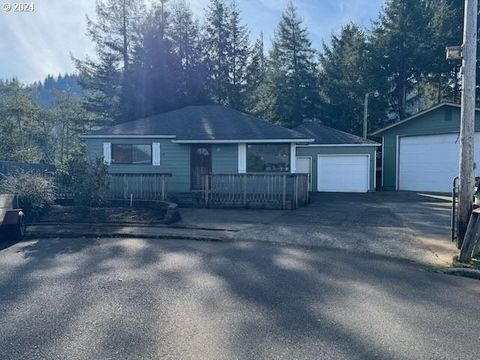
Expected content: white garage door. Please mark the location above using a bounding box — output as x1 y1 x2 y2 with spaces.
317 155 369 193
398 133 480 192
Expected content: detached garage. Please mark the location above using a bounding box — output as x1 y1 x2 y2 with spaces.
371 103 480 193
295 122 379 193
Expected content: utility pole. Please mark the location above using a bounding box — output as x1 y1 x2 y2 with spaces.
363 93 369 139
457 0 478 246
363 91 379 139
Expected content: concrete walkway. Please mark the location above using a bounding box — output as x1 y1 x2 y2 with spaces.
28 192 458 267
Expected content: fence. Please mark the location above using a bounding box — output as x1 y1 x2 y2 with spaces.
0 160 55 178
202 173 309 209
107 173 172 202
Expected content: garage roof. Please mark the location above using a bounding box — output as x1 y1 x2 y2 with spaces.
295 122 379 146
369 102 477 136
84 105 313 143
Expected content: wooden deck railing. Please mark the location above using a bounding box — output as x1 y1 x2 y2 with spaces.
202 173 309 209
108 173 172 202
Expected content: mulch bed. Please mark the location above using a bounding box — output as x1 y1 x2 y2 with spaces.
36 205 166 224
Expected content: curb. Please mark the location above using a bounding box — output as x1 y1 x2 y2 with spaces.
442 268 480 280
26 231 228 243
29 223 238 233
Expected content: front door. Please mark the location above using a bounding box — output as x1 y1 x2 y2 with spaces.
191 144 212 191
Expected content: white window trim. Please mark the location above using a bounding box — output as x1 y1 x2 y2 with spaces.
103 142 111 165
238 143 246 173
290 143 296 173
152 142 161 166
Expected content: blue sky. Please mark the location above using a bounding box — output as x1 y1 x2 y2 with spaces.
0 0 384 84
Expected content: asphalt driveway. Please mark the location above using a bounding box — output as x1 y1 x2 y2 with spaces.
0 237 479 360
177 192 457 266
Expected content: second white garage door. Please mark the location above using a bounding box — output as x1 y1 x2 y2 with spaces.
317 155 369 192
398 133 480 193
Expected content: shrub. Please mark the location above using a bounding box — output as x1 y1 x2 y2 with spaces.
56 153 110 206
0 171 55 219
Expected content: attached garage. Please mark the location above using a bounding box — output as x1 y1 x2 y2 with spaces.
295 122 379 193
371 103 480 193
317 155 370 192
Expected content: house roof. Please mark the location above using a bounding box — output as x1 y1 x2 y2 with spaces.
84 105 314 143
370 102 472 136
294 122 379 146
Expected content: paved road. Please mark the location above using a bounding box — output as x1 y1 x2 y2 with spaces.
0 237 479 360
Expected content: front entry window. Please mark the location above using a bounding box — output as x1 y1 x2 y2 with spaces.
111 144 152 164
247 144 290 172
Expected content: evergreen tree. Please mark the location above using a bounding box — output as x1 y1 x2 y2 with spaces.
74 0 146 123
124 0 177 118
226 0 250 109
36 73 83 108
319 24 388 135
245 33 267 113
268 2 320 127
50 91 96 164
169 0 209 106
0 79 53 162
425 0 463 105
370 0 432 119
203 0 231 104
76 53 123 122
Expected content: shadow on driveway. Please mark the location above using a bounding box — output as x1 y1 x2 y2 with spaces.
0 236 478 359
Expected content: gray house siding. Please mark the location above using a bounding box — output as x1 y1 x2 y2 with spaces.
212 144 238 173
85 139 241 193
378 106 480 190
296 145 377 192
86 138 191 192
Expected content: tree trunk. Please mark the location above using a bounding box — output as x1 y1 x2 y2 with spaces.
122 0 128 72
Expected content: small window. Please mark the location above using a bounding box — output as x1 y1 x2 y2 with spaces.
111 144 152 164
247 144 290 172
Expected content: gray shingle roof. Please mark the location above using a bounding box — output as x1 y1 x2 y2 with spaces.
294 122 379 145
86 105 313 142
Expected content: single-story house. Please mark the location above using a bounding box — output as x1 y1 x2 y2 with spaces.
83 105 379 208
295 122 380 192
371 102 480 193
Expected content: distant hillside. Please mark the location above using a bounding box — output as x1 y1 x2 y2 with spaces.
34 74 84 108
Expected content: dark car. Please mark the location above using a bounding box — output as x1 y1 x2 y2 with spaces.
0 194 26 241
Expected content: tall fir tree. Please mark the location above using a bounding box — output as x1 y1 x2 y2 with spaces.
76 53 123 122
203 0 231 105
370 0 432 119
245 33 267 113
168 0 209 106
226 0 250 109
124 0 177 119
319 24 388 135
74 0 145 123
268 2 320 128
425 0 463 105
